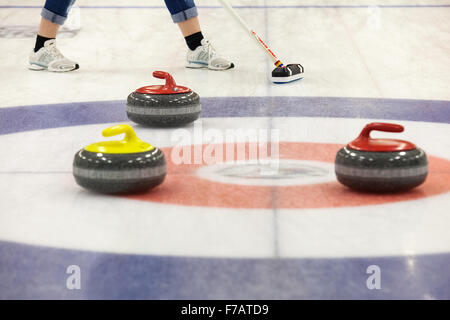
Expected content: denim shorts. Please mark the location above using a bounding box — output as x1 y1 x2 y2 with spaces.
41 0 198 25
164 0 198 23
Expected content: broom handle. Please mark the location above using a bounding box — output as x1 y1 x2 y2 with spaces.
217 0 284 67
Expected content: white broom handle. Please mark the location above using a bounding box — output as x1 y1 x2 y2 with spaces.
217 0 282 65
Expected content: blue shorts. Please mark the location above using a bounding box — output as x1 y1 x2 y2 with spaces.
41 0 198 25
41 0 76 25
164 0 198 23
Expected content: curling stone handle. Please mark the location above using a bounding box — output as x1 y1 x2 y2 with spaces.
102 124 139 143
359 122 404 139
153 71 177 90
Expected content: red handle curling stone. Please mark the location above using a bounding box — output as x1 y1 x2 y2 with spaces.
126 71 201 127
335 122 428 193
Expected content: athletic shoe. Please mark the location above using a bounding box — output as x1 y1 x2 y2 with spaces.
28 39 79 72
186 39 234 71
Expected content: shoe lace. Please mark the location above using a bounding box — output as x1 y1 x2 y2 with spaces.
202 40 216 61
47 43 65 60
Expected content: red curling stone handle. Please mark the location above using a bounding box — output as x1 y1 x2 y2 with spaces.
348 122 416 152
136 71 191 94
359 123 404 139
153 71 177 91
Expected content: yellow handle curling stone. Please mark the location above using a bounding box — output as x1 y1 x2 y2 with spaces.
73 124 166 194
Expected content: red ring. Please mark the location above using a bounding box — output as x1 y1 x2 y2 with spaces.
124 142 450 209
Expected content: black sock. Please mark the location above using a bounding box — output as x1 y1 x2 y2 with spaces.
185 32 204 51
34 34 54 52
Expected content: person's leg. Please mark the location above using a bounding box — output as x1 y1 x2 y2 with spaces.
29 0 79 71
37 17 60 39
34 18 59 53
177 17 201 38
164 0 234 70
164 0 203 50
35 0 75 50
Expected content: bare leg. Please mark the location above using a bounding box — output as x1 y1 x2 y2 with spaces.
176 17 201 37
38 17 59 38
30 16 79 72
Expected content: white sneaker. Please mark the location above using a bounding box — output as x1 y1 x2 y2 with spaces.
28 39 79 72
186 39 234 71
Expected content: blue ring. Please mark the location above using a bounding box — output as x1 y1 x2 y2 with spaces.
1 96 449 135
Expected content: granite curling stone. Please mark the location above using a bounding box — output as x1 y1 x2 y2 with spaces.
73 124 166 194
335 122 428 193
127 71 201 127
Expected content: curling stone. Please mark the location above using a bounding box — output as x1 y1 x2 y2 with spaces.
335 123 428 193
73 124 166 194
127 71 201 127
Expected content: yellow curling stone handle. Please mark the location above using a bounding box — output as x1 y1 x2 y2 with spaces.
85 124 154 154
